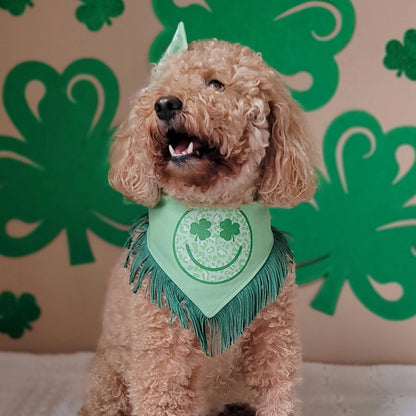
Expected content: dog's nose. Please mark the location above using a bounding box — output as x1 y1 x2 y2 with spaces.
154 96 183 121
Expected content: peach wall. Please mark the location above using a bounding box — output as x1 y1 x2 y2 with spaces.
0 0 415 364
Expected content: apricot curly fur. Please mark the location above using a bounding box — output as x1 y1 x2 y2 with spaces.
80 40 316 416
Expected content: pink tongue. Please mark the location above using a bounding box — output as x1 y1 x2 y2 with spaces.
174 140 190 153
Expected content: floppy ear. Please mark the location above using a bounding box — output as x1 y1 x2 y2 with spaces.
257 73 317 207
108 107 160 208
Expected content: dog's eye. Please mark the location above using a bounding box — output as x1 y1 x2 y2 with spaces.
206 79 225 91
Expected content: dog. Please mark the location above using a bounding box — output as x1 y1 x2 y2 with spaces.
79 38 316 416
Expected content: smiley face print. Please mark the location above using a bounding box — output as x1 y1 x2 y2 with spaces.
173 208 253 284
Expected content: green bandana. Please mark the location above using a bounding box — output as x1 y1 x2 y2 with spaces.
125 196 293 355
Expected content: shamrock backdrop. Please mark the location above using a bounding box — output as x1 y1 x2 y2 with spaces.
0 1 415 364
0 58 143 265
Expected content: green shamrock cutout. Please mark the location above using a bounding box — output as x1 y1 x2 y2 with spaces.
0 291 40 339
220 219 240 242
0 59 145 265
76 0 125 31
384 29 416 80
272 110 416 320
190 218 211 241
0 0 33 16
150 0 355 111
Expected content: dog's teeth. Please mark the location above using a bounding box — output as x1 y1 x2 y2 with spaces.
169 142 195 159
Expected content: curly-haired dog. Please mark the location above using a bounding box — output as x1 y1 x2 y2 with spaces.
79 39 316 416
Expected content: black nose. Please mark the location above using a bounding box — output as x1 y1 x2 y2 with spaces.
154 96 183 121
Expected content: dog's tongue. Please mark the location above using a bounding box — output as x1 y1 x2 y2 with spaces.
174 140 190 153
169 135 200 158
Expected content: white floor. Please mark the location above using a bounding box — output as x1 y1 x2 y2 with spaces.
0 352 415 416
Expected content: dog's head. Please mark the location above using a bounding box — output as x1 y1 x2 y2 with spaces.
109 40 316 208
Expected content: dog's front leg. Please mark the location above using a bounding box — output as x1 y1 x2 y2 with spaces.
127 302 204 416
239 273 302 416
78 344 131 416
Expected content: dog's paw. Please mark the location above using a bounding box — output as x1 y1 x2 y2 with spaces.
216 403 256 416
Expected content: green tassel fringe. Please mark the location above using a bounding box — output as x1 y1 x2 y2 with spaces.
124 215 293 356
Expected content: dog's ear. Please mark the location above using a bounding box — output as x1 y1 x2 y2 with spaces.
257 72 316 207
108 111 160 208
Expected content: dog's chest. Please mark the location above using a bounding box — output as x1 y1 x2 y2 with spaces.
125 196 292 355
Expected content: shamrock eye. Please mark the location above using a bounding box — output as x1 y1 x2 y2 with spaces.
220 219 240 241
190 218 212 241
206 79 225 91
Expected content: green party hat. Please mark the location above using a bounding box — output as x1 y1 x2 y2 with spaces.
159 22 188 65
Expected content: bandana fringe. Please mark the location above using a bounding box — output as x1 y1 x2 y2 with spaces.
125 215 293 356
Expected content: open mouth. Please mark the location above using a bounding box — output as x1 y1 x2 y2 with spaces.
156 126 238 187
166 129 208 162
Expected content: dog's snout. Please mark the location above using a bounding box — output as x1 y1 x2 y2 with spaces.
155 96 183 121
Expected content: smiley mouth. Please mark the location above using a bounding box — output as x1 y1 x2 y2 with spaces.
185 244 243 272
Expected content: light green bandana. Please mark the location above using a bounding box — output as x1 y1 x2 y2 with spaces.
125 196 293 355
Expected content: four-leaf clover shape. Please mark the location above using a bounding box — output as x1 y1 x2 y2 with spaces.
272 110 416 320
76 0 125 31
0 291 40 339
0 0 33 16
1 0 125 28
190 217 242 242
220 219 240 242
150 0 355 110
384 29 416 80
190 218 212 241
0 59 144 265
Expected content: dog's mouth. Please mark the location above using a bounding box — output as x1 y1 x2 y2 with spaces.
155 126 240 189
166 129 214 163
